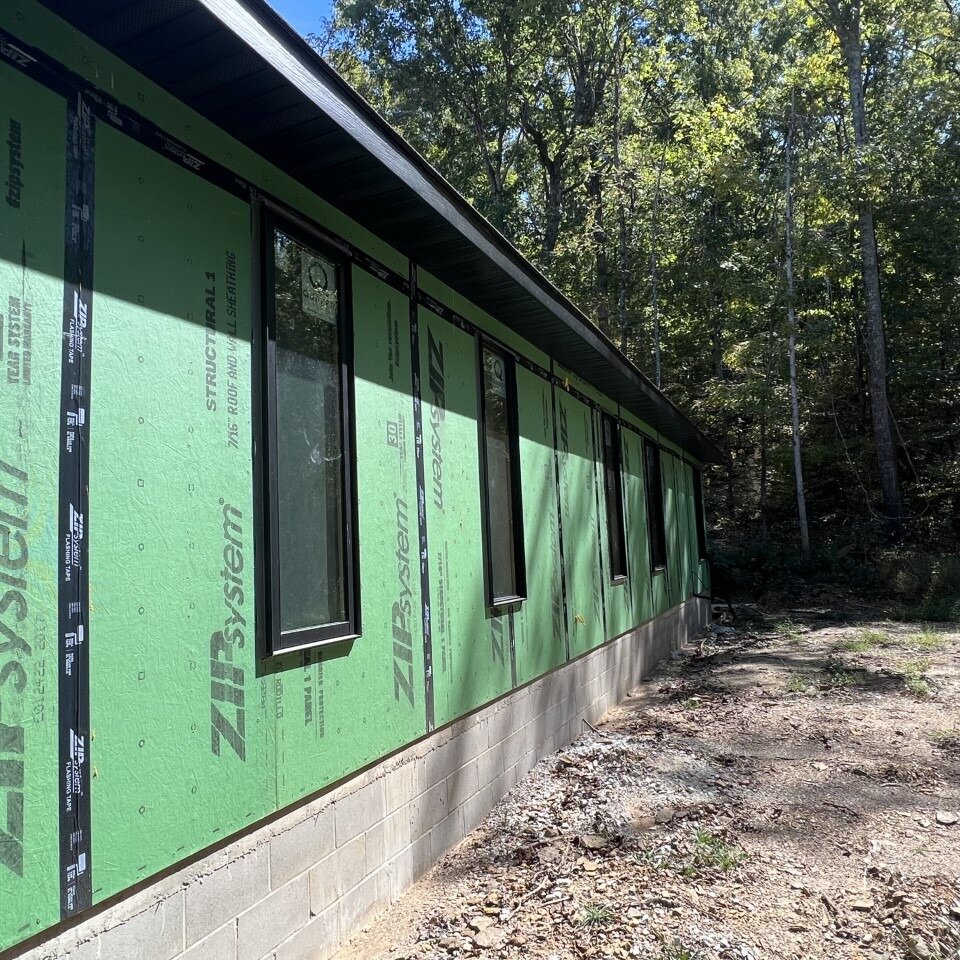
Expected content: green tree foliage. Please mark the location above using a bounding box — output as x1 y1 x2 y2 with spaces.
316 0 960 552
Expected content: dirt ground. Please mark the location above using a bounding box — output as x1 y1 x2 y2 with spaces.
335 605 960 960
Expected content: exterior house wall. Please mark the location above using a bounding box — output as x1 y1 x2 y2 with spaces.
0 2 712 955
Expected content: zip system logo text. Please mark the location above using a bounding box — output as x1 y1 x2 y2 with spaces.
391 496 415 706
210 501 246 760
0 457 29 876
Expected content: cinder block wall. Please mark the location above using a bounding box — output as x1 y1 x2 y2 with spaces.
9 598 709 960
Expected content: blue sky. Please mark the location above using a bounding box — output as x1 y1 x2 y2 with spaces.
267 0 333 36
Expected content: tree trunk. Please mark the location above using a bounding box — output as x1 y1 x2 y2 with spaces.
650 147 666 387
588 145 609 334
613 71 630 350
839 12 903 534
617 199 629 350
542 157 564 255
785 91 811 559
759 398 769 542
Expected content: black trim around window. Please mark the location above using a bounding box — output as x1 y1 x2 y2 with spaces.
601 414 628 583
476 336 527 608
644 440 668 571
259 203 361 654
692 466 708 560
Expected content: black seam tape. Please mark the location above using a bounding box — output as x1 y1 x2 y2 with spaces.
57 91 94 919
408 266 435 733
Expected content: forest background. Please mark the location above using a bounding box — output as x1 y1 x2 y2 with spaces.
306 0 959 613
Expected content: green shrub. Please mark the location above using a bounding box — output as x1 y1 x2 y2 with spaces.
881 552 960 621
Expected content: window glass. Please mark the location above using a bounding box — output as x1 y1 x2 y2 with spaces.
272 228 347 634
481 345 522 601
602 416 627 580
645 441 667 569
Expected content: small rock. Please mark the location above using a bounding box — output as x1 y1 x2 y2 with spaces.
581 833 609 851
468 916 494 932
849 899 874 912
935 811 957 826
472 927 507 950
655 806 675 824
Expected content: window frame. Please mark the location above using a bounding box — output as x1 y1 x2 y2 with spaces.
692 465 708 560
644 440 668 572
600 413 628 584
475 335 527 609
258 204 361 655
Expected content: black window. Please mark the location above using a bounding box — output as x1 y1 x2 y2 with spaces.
601 414 628 582
477 341 526 605
644 441 667 570
692 466 707 560
262 212 359 653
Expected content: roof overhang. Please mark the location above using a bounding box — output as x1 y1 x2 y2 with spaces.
37 0 723 464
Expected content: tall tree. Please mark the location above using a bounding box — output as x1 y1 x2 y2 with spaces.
321 0 960 550
784 90 811 558
802 0 903 532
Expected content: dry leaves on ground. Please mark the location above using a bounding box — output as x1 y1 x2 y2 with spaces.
334 607 960 960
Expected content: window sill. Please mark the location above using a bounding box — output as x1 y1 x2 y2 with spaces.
270 630 360 656
609 575 628 586
489 594 525 612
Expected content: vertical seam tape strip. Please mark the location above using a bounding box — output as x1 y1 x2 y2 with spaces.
549 375 571 663
408 265 435 733
590 408 608 641
58 92 94 918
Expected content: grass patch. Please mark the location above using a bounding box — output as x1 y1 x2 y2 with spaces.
775 619 804 643
834 637 873 652
835 627 892 652
658 935 706 960
634 830 745 876
632 846 669 870
821 658 859 688
906 628 949 651
691 829 745 872
902 658 934 698
786 673 816 694
905 676 934 697
580 903 614 927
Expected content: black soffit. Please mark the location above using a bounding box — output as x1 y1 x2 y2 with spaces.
38 0 723 464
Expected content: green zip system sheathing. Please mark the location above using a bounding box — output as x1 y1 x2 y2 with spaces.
0 2 711 950
88 122 274 896
514 368 567 686
555 389 606 658
0 65 65 946
419 307 513 728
